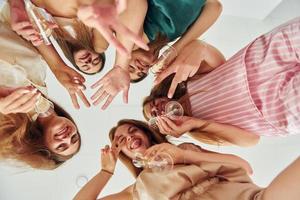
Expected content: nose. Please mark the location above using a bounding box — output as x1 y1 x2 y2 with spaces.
84 56 92 64
126 135 133 142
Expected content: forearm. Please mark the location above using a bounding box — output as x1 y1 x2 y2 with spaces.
183 149 250 172
73 170 113 200
37 44 68 72
114 0 147 68
172 0 222 52
193 118 260 147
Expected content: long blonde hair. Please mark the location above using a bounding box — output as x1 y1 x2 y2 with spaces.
108 119 168 178
0 102 81 170
52 20 105 75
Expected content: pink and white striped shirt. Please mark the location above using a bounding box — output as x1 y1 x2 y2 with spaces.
187 18 300 136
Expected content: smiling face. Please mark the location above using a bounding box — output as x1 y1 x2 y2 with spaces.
143 97 170 120
73 49 103 74
128 59 149 82
43 116 80 157
114 123 151 160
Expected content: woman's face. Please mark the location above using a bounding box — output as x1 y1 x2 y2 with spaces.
128 60 149 81
114 124 151 160
73 49 103 74
143 97 170 120
43 116 80 156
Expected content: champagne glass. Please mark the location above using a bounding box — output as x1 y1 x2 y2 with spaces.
24 0 54 45
148 101 184 129
132 152 174 172
150 45 177 74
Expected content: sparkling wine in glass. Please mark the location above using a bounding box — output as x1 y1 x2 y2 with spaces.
25 0 54 45
148 101 184 129
132 152 174 172
150 45 177 74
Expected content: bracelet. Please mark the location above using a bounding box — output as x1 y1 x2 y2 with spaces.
198 121 210 131
101 169 114 176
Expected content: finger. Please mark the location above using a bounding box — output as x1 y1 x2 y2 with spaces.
47 21 59 29
19 93 42 113
161 116 178 130
18 28 39 37
77 90 91 107
32 39 44 46
99 24 129 57
1 88 33 107
73 75 86 84
77 5 94 21
122 86 129 104
101 96 114 110
93 91 108 106
189 65 200 77
114 22 149 51
167 74 181 99
157 117 172 133
69 92 80 109
91 77 106 89
91 85 105 100
11 21 32 31
5 90 38 111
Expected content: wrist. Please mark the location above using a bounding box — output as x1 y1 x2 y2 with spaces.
100 169 114 176
194 119 210 131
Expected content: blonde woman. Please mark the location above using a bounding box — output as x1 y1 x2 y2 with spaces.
73 119 300 200
0 3 81 169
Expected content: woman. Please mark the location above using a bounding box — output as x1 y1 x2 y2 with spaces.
127 0 222 83
0 7 81 169
143 18 300 145
73 119 300 200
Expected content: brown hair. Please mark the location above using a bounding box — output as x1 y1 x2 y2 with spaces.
52 20 105 75
0 102 81 170
142 75 224 146
108 119 167 177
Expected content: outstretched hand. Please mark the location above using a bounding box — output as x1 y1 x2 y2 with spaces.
77 0 149 57
91 65 130 110
53 66 90 109
154 41 207 98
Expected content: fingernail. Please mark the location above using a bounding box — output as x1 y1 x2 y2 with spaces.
31 88 38 93
74 79 80 84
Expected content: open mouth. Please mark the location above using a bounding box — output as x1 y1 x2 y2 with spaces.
55 125 71 139
130 138 142 150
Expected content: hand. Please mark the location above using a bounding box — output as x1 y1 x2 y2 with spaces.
155 116 198 138
101 136 126 173
154 41 207 98
91 65 130 110
77 0 149 57
0 86 40 114
10 4 57 46
143 143 185 165
53 66 90 109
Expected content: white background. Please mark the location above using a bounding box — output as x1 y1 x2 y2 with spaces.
0 0 300 199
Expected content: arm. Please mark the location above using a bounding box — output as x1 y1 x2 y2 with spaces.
156 116 260 147
190 118 260 147
172 0 222 53
144 143 253 175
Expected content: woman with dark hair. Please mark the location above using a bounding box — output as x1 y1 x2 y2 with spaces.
128 0 222 83
73 119 300 200
143 18 300 146
0 6 81 169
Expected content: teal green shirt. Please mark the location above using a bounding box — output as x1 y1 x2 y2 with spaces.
144 0 206 42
